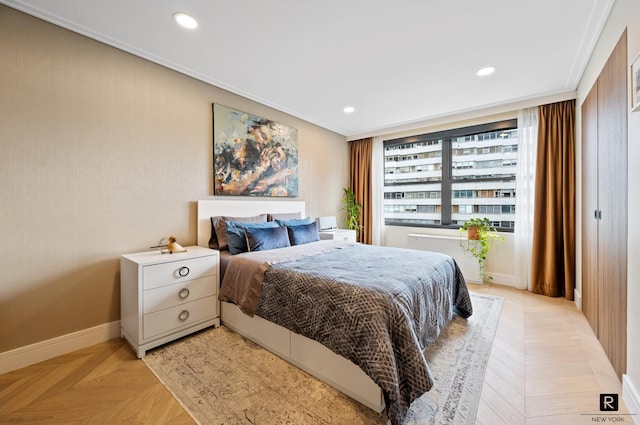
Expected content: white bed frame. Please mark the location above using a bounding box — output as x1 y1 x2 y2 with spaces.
197 199 385 413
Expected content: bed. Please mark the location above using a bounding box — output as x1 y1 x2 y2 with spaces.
196 199 472 425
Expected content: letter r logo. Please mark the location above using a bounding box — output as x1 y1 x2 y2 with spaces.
600 393 618 411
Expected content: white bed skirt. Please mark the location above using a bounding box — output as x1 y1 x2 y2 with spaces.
221 302 385 413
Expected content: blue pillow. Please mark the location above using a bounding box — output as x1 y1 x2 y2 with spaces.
245 226 291 252
287 221 320 246
276 217 313 227
226 221 280 255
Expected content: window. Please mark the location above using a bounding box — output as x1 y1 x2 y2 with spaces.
383 120 517 230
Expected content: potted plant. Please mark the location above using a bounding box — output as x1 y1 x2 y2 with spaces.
341 187 363 239
459 217 504 282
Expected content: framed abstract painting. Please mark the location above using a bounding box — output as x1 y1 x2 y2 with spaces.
212 104 299 197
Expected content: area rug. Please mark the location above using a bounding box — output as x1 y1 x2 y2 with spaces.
143 293 503 425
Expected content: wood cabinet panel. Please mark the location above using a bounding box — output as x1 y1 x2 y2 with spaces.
596 29 628 379
581 29 627 379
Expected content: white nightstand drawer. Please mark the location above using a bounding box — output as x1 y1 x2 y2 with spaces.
121 246 220 357
143 255 216 290
143 295 218 340
319 229 356 243
143 276 216 314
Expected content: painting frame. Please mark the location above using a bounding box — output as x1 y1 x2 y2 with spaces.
212 104 299 197
631 54 640 112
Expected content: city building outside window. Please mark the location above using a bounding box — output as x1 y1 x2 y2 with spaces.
383 119 517 231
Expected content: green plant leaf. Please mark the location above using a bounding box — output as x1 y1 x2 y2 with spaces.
459 217 504 282
341 187 363 235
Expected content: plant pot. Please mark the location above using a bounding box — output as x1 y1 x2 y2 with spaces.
467 226 480 240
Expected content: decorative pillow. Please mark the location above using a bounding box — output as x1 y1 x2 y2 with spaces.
245 225 291 252
287 221 320 246
226 221 280 255
211 214 267 251
267 211 303 222
275 217 313 227
224 223 246 255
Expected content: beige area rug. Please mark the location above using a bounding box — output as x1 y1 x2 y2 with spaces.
143 293 503 425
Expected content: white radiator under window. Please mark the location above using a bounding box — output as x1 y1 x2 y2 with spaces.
407 234 482 284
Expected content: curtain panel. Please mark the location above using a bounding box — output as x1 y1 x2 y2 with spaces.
349 137 373 244
371 136 385 246
514 107 538 291
530 100 576 299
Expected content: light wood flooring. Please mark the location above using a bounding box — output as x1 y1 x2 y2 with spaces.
0 283 629 424
471 283 629 425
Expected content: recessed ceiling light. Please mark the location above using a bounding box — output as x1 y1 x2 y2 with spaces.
343 106 355 114
173 12 198 29
476 66 496 77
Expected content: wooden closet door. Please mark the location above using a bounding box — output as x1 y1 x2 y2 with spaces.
581 82 598 336
596 29 627 379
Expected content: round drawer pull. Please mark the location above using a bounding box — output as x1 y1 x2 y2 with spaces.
343 236 349 241
178 310 190 321
178 288 190 299
178 266 190 277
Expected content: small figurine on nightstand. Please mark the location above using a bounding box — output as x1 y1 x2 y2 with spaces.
167 236 187 254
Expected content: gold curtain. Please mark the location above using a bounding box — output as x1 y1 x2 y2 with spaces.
530 100 575 299
349 138 373 244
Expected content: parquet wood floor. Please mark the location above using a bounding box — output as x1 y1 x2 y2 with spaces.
471 283 629 425
0 338 193 424
0 283 629 424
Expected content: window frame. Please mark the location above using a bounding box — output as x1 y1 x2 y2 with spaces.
383 119 517 231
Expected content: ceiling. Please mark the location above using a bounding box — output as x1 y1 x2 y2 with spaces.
2 0 614 138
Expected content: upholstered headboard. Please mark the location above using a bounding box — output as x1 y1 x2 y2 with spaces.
196 199 306 248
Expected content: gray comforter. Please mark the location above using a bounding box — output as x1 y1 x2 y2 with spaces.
220 241 472 425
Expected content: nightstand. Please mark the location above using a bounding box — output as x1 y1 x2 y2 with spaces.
120 246 220 358
318 229 357 243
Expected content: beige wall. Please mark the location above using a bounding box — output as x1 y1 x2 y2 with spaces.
0 6 348 353
574 0 640 411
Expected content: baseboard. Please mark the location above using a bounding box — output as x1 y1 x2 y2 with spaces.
623 375 640 424
0 321 121 375
574 288 582 310
487 272 519 288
